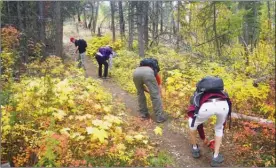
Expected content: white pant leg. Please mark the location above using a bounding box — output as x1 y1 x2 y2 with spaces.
213 100 229 137
189 100 229 137
189 101 215 130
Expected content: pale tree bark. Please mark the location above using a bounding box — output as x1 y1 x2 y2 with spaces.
128 2 134 50
155 2 159 38
92 2 99 33
137 2 145 57
54 1 63 57
160 2 163 33
83 7 87 28
118 1 125 39
110 1 115 42
38 1 45 55
152 2 156 40
88 2 94 29
171 1 176 35
176 1 181 52
144 1 149 48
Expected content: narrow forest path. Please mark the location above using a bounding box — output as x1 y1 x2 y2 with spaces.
63 21 234 167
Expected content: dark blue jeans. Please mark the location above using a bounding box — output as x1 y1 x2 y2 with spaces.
95 55 108 77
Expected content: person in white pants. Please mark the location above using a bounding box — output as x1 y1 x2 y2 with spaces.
188 93 231 167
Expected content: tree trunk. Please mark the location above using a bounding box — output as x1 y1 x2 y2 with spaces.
38 1 46 56
110 1 115 42
152 2 156 40
171 2 176 35
155 2 159 38
77 6 81 22
17 1 23 30
176 1 181 52
144 1 149 48
213 2 221 57
251 2 258 52
118 1 125 40
83 8 87 28
97 27 101 36
92 2 99 34
88 2 94 29
128 2 134 50
54 1 63 57
137 2 145 57
160 2 163 33
169 1 174 40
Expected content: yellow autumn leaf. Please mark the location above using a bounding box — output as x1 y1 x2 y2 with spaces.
60 128 70 137
115 127 122 134
92 119 104 126
76 135 85 141
134 134 144 141
76 115 86 121
85 114 92 119
94 104 102 110
99 121 112 130
103 115 122 125
154 126 163 136
86 126 94 134
103 106 111 113
53 109 66 121
125 135 134 143
68 115 74 120
70 132 81 139
91 128 108 143
117 143 126 151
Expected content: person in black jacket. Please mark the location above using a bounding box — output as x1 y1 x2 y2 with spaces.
70 37 87 70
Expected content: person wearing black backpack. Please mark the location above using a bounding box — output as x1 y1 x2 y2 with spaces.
187 76 232 167
70 37 87 70
132 58 167 123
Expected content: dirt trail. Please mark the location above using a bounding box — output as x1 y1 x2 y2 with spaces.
63 22 233 167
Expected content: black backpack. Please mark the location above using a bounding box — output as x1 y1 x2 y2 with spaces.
196 76 224 92
190 76 232 128
79 39 87 48
140 58 160 76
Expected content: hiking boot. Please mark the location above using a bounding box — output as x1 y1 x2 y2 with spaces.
140 113 150 120
156 115 167 123
191 145 200 158
210 153 224 167
103 76 110 79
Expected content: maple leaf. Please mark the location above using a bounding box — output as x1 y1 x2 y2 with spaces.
103 115 122 125
92 119 103 126
60 128 70 137
154 126 163 136
53 109 66 121
117 143 126 151
86 127 94 134
134 134 144 141
135 148 147 158
100 121 112 130
92 128 108 143
70 132 81 139
103 106 111 113
125 135 134 143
